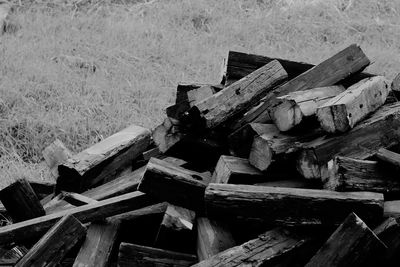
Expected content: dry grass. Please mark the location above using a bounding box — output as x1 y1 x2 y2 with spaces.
0 0 400 184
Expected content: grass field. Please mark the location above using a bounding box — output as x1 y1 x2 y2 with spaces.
1 0 400 184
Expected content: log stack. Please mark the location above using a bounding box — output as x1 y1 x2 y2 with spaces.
1 44 400 266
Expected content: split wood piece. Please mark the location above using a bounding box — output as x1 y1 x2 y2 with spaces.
326 156 400 194
16 215 86 267
211 155 264 184
272 85 345 131
73 220 120 267
248 124 322 172
196 217 236 261
384 201 400 218
61 191 98 206
205 183 383 226
152 117 184 153
0 191 155 246
317 76 390 133
138 158 209 211
57 124 151 193
42 139 72 177
305 212 386 267
0 178 45 223
155 204 196 253
297 102 400 180
193 227 310 267
186 60 287 130
373 217 400 266
118 243 197 267
375 147 400 169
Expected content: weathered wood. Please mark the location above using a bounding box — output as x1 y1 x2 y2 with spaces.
255 179 320 189
152 117 185 153
0 178 45 223
373 217 400 266
73 220 120 267
57 124 151 193
297 102 400 179
29 181 55 200
317 76 390 133
118 243 197 267
375 147 400 169
272 86 345 131
175 83 220 105
0 191 154 246
138 158 209 211
205 183 383 226
305 212 386 267
110 202 168 222
42 139 72 177
193 227 310 267
16 215 86 267
211 155 264 184
196 217 236 261
186 60 287 129
62 191 98 206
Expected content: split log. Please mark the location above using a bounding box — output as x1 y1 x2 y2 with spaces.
211 155 264 184
0 191 155 246
118 243 197 267
0 178 45 223
193 227 310 267
16 215 86 267
42 139 72 177
317 76 390 133
297 102 400 180
138 158 209 211
373 217 400 266
305 212 386 267
272 85 345 131
375 147 400 169
205 183 383 226
196 217 236 261
186 60 287 129
73 220 120 267
152 117 185 153
57 124 151 193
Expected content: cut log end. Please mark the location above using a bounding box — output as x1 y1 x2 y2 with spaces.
249 136 273 172
272 99 303 131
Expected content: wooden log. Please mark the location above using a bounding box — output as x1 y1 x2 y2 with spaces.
118 243 197 267
211 155 264 184
110 202 168 222
193 227 310 267
61 191 98 206
138 158 209 211
305 212 386 267
15 215 87 267
255 179 320 189
186 60 287 130
326 156 400 195
205 183 383 226
57 124 151 193
272 85 345 131
0 178 45 223
391 73 400 92
152 117 185 153
375 147 400 169
297 102 400 180
373 217 400 266
317 76 390 133
0 191 155 246
196 217 236 261
73 220 120 267
29 181 55 200
42 139 72 177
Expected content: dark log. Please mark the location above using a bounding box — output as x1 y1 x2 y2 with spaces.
375 147 400 169
73 220 120 267
42 139 72 178
205 183 383 226
211 155 264 184
138 158 209 211
373 217 400 266
305 212 386 267
15 215 86 267
57 124 151 193
0 178 45 223
175 83 221 105
118 243 197 267
391 73 400 92
316 76 390 133
110 202 168 222
196 217 236 261
62 191 98 206
29 181 55 200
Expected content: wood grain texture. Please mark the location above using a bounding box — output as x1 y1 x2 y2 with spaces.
375 147 400 169
317 76 390 133
374 217 400 266
42 139 72 177
16 215 86 267
205 183 384 226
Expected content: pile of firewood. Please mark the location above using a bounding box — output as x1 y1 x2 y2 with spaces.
1 44 400 266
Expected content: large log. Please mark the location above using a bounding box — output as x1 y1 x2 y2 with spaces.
118 243 197 267
272 85 345 131
205 183 383 226
42 139 72 177
373 217 400 266
15 215 87 267
186 60 287 129
297 102 400 180
317 76 390 133
305 212 386 267
138 158 209 211
57 124 151 193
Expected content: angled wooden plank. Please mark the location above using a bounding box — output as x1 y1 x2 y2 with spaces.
375 147 400 169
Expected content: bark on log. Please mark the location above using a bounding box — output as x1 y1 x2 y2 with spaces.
373 217 400 266
42 139 72 178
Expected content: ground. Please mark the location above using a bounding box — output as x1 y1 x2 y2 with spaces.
0 0 399 185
